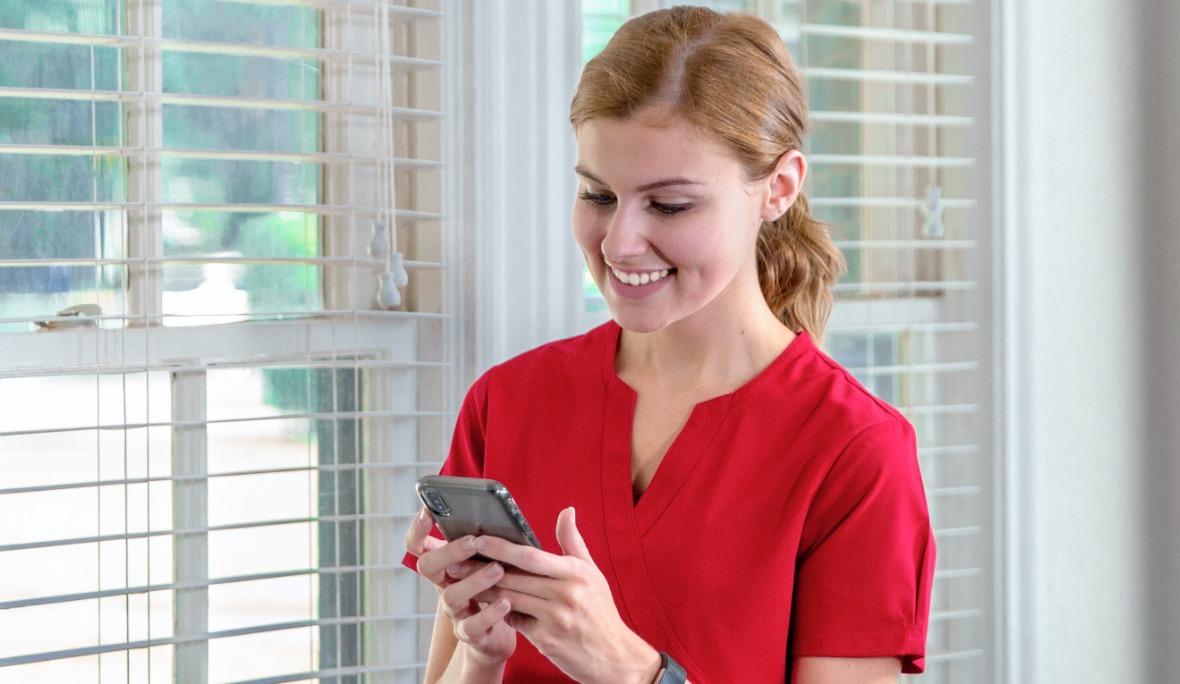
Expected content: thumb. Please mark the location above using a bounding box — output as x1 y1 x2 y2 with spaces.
556 507 593 562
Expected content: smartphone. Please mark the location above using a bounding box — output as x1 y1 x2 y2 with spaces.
415 475 541 550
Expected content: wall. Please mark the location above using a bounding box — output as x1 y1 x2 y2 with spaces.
1139 0 1180 681
1004 0 1180 681
464 0 585 382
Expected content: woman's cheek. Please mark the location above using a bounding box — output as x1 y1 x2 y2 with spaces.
572 210 604 262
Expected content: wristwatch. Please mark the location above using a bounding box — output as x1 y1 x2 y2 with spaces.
654 651 687 684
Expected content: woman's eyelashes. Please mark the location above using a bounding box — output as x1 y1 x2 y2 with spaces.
649 201 692 216
577 190 693 217
578 190 615 208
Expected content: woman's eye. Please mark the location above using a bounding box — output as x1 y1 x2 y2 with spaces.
579 191 615 207
650 201 692 216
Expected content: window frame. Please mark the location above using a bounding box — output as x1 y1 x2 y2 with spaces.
0 1 459 680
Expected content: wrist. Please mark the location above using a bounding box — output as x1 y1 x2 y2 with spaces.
649 651 688 684
458 644 508 682
640 647 664 684
583 642 661 684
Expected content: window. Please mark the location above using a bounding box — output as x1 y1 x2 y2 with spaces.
0 1 454 682
789 2 991 680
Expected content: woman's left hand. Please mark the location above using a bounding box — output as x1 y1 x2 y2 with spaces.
473 507 662 684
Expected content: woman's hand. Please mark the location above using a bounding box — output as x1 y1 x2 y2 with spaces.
476 507 662 684
403 507 519 669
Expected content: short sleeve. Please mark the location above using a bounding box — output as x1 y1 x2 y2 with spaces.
790 417 936 674
401 373 492 572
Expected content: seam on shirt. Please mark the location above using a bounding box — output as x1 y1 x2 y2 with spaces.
795 417 901 562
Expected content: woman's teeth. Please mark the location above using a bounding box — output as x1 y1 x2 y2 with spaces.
612 268 671 286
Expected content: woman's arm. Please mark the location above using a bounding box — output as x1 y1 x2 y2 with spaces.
405 507 517 683
790 657 901 684
424 601 509 683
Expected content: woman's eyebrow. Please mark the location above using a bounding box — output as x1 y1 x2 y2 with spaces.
574 166 703 192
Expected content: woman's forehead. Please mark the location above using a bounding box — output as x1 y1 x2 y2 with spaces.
574 113 740 186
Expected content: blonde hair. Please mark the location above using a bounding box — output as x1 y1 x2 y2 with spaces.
569 6 846 341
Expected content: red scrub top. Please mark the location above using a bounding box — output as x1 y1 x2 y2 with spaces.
406 322 935 682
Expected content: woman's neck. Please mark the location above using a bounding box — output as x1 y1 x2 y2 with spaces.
615 297 796 400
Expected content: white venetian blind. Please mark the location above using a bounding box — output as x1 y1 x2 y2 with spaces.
0 1 454 682
759 0 992 681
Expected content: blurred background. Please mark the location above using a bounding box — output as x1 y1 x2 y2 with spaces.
0 0 1176 682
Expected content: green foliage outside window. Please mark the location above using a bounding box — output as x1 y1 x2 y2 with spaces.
0 0 322 327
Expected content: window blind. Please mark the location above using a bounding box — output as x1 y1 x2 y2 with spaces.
770 0 992 681
0 1 453 682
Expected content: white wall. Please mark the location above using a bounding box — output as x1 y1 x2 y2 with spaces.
1004 0 1180 681
1138 1 1180 681
463 1 586 382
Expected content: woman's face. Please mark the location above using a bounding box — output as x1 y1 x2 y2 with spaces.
573 110 769 334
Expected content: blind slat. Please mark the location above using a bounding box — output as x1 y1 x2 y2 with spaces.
0 201 446 220
0 86 442 118
802 23 974 46
832 281 976 294
0 408 452 440
0 511 417 555
0 143 443 168
0 461 434 498
925 650 987 664
810 153 975 168
0 613 424 669
811 110 975 127
845 361 980 376
811 197 977 209
0 562 410 611
0 256 443 270
0 29 444 68
834 240 977 250
804 67 974 86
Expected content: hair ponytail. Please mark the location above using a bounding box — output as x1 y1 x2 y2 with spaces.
757 193 846 341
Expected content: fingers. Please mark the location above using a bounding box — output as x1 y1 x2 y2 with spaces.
441 561 505 619
475 535 567 578
555 507 592 562
454 598 513 643
414 534 483 586
402 507 442 557
475 507 591 577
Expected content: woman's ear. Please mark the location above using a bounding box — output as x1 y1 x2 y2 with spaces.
762 149 806 222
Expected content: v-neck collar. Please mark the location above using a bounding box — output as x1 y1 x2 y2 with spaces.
595 322 811 534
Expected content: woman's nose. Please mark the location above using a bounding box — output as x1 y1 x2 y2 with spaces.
600 206 646 262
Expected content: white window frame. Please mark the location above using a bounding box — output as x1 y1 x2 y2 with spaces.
0 1 461 680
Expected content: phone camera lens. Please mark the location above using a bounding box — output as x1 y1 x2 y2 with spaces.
423 489 450 516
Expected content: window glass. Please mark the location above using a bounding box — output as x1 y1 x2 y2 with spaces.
0 2 124 333
161 1 322 323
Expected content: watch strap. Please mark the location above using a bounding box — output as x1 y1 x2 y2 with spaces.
656 651 687 684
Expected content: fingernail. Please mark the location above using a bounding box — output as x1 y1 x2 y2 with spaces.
418 508 430 523
486 562 501 577
447 564 460 576
462 537 476 552
495 598 510 612
473 537 487 552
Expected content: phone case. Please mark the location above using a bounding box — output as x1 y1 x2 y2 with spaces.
415 475 541 549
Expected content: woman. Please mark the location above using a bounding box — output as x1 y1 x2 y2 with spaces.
403 6 934 683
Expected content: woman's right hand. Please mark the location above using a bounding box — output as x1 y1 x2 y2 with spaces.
404 507 519 668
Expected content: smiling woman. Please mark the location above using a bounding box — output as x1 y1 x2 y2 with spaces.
404 7 935 684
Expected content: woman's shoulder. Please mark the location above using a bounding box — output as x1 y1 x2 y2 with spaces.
772 333 913 437
480 322 616 391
